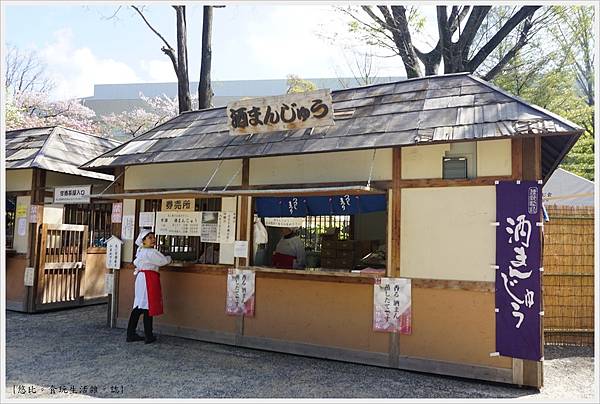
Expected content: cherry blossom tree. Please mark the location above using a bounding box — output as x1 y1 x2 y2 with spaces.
5 90 101 134
100 93 179 138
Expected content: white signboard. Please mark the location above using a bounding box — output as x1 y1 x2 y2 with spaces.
264 217 305 228
201 211 219 242
24 267 35 287
54 185 91 204
111 202 123 223
227 89 334 135
17 217 27 236
139 212 156 229
121 215 135 240
226 268 255 316
28 205 41 223
373 278 412 334
218 212 236 243
155 212 202 237
106 236 124 269
105 273 114 294
234 240 249 258
201 211 236 243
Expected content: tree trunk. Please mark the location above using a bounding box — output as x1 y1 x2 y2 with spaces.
198 6 214 110
359 6 540 78
174 6 192 113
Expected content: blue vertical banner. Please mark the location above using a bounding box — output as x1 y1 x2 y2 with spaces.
495 181 542 361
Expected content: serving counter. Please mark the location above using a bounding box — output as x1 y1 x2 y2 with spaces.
114 263 511 383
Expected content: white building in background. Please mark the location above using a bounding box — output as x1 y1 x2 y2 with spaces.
543 168 594 207
81 77 404 116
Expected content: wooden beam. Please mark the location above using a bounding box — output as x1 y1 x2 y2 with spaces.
534 136 542 181
237 158 251 267
391 147 402 278
511 138 523 180
34 224 48 307
109 167 124 328
27 168 46 312
519 136 544 388
412 278 494 293
389 148 403 369
521 137 538 181
397 176 512 189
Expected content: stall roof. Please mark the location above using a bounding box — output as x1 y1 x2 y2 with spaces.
6 126 121 181
81 73 583 181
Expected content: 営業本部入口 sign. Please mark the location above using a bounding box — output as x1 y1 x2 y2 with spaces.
54 185 91 204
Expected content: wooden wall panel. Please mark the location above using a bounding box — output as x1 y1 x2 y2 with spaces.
243 276 389 353
399 287 512 369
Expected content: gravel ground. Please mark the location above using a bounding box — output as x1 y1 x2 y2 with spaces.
4 304 597 400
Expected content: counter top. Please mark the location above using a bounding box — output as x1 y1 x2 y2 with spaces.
121 262 379 285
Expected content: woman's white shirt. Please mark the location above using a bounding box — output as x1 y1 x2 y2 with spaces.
132 248 172 310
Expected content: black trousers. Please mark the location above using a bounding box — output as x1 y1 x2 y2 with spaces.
126 307 153 339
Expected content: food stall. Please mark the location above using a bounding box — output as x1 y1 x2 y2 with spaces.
5 126 121 312
81 73 583 388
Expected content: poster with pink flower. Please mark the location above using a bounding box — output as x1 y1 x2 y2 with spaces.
373 277 412 334
226 268 255 316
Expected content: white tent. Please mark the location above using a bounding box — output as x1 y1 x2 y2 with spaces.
543 168 594 207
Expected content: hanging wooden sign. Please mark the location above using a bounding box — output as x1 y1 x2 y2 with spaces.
227 89 334 135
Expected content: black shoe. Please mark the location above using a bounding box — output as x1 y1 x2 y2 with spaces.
144 336 157 344
126 334 144 342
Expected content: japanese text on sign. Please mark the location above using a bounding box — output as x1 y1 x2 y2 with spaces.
161 198 194 212
29 205 41 223
226 268 255 316
264 217 305 228
495 181 542 361
373 277 412 334
105 236 123 269
121 215 135 240
227 89 334 135
54 185 91 204
138 212 156 229
111 203 123 224
155 212 202 237
201 211 236 243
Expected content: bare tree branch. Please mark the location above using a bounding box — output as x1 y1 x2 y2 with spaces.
483 15 534 80
467 6 539 71
131 5 177 66
458 6 491 61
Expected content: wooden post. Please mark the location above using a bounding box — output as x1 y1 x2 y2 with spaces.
389 148 402 368
511 138 523 180
511 137 544 388
26 168 46 313
238 158 251 267
391 148 402 278
108 167 125 328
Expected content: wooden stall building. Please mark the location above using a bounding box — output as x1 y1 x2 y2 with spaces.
5 126 121 312
81 73 583 388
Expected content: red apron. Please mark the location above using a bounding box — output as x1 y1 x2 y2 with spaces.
140 270 163 316
272 252 295 269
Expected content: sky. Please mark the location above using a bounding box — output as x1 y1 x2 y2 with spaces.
2 2 439 100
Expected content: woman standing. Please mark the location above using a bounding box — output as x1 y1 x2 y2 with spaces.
126 229 171 344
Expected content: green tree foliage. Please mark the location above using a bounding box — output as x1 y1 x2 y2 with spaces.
286 75 317 94
491 6 594 180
